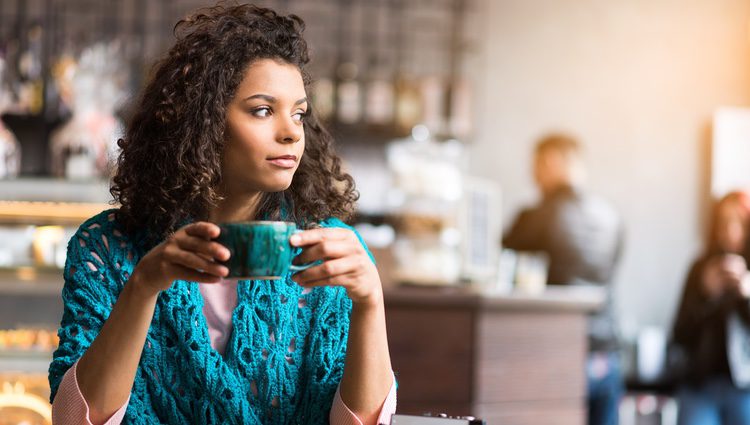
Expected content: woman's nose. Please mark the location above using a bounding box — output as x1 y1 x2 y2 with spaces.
277 117 303 144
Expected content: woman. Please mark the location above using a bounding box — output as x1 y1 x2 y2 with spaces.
48 4 395 424
672 191 750 425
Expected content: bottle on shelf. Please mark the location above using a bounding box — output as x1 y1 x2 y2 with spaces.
447 77 473 139
310 77 335 122
335 61 361 125
419 75 446 137
363 2 394 128
364 58 394 127
15 23 45 116
0 56 21 179
393 75 422 136
0 124 20 179
49 42 125 180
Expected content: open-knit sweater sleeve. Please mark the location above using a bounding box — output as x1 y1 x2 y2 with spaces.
49 211 127 403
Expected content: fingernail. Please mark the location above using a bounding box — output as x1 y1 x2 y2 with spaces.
290 235 301 245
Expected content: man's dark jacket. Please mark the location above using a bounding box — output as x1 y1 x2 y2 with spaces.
504 185 624 350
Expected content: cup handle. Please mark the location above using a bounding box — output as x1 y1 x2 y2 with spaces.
290 229 318 273
289 262 316 273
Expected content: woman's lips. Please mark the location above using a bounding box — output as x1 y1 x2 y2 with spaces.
267 155 297 169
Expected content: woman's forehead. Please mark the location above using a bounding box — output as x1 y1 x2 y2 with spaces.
235 59 306 99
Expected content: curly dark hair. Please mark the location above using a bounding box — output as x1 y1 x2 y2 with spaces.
111 3 357 245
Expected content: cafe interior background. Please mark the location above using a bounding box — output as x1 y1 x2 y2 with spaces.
1 0 750 424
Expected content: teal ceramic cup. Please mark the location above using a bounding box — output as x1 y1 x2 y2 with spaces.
215 221 313 279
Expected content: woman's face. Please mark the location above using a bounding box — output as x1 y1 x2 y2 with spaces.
716 200 748 253
222 59 307 196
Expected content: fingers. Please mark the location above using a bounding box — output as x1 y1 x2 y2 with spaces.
164 244 228 277
725 272 744 285
294 240 353 265
184 221 222 240
175 234 230 262
289 227 351 247
292 257 364 285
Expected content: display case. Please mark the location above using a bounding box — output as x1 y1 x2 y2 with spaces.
0 177 111 423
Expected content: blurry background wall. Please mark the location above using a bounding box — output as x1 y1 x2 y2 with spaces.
470 0 750 337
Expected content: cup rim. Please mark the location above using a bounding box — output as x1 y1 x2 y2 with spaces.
219 220 296 226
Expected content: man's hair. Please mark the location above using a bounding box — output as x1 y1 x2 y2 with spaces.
534 133 582 158
110 4 358 247
533 132 586 189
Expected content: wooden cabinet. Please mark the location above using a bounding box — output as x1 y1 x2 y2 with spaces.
384 285 603 425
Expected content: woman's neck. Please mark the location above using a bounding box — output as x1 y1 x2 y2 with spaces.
208 191 262 223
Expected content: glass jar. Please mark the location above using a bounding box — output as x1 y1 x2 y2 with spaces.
0 117 20 178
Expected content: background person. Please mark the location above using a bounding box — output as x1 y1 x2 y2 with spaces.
503 133 624 425
671 191 750 425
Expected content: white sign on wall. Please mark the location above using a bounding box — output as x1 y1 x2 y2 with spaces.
712 107 750 198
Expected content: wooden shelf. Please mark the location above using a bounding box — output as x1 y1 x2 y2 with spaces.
0 350 54 373
0 178 112 203
0 201 112 226
0 267 63 296
0 178 113 225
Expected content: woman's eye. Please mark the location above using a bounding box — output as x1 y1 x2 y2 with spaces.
292 110 308 123
251 107 271 118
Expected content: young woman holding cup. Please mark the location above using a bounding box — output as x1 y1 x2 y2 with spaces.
48 4 395 424
672 191 750 425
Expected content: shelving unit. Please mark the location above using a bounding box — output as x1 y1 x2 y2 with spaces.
0 178 110 294
1 0 478 177
0 177 108 402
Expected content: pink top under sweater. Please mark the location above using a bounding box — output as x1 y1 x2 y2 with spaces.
51 279 397 425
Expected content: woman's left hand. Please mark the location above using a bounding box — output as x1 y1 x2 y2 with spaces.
290 228 382 307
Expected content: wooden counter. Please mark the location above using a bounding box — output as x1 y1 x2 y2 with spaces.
384 285 604 425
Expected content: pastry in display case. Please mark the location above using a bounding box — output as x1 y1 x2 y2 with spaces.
385 126 500 286
0 329 59 353
0 374 51 425
386 126 466 285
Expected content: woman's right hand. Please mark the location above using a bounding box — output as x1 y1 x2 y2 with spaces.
130 222 230 297
702 253 748 299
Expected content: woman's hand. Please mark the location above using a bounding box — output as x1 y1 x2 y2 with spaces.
130 222 230 297
290 228 382 307
702 254 749 299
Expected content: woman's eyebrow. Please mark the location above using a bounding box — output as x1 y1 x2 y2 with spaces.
243 94 276 103
242 94 308 106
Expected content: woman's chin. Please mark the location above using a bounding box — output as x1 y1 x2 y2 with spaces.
261 180 293 193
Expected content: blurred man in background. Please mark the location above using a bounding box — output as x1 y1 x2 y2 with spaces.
503 133 624 425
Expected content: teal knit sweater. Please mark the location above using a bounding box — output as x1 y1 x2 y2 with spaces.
49 209 368 424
